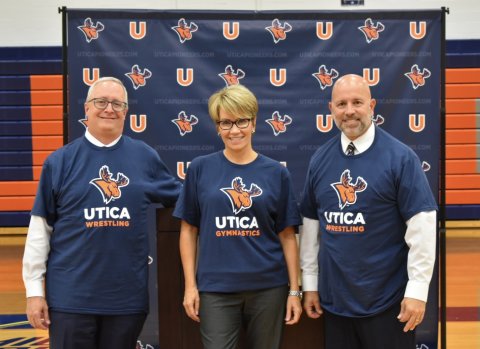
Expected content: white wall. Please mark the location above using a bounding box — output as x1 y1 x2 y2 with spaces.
1 0 478 46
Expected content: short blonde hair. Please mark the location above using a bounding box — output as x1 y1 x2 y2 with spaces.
208 84 258 123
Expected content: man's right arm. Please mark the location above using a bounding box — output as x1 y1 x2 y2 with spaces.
23 215 52 297
299 217 323 318
23 215 52 329
300 217 320 290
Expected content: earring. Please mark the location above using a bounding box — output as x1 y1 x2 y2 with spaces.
252 130 255 134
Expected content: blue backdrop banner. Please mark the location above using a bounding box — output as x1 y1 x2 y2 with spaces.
67 9 442 349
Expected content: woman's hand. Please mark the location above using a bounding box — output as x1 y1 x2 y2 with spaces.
285 294 302 325
183 286 200 322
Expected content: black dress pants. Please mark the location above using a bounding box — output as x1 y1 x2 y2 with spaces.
323 302 416 349
49 310 147 349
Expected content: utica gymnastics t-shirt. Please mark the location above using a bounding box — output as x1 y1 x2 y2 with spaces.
173 151 302 292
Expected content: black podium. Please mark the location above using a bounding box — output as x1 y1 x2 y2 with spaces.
156 208 324 348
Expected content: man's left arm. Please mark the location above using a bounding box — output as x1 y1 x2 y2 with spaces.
398 210 437 332
150 155 183 207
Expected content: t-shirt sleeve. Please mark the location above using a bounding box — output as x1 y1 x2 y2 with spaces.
300 164 318 220
31 159 57 227
172 160 200 227
396 151 438 221
148 152 182 207
275 167 302 233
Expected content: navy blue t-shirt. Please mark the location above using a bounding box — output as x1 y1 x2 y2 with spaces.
32 135 181 314
173 151 302 292
301 126 437 317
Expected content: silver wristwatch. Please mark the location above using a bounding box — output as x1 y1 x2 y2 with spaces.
288 290 303 299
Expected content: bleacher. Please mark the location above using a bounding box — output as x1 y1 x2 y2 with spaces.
0 47 62 231
445 63 480 220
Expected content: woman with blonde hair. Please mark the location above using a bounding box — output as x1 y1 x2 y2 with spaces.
173 84 302 349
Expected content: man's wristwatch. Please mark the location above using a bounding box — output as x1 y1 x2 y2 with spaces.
288 290 303 299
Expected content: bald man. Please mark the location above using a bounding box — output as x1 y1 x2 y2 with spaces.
300 74 437 349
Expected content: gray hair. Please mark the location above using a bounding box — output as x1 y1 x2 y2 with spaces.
85 77 128 103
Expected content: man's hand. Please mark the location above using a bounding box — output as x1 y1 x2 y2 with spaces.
303 291 323 319
26 296 50 330
397 297 426 332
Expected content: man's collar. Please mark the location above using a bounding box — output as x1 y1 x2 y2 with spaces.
85 129 122 147
341 121 375 155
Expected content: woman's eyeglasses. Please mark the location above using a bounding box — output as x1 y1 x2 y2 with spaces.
217 118 251 130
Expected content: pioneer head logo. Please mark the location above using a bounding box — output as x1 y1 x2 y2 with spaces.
172 111 198 136
172 18 198 43
266 111 292 136
125 64 152 90
90 165 129 204
219 65 245 86
221 177 263 214
405 64 431 89
313 65 339 90
266 18 292 44
358 18 385 43
78 18 104 43
331 170 367 209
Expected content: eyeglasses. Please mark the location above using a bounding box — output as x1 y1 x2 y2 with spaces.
88 98 128 112
217 118 251 130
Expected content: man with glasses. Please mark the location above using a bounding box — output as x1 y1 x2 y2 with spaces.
23 77 182 349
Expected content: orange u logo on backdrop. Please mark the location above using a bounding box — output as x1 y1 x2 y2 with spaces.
223 22 240 40
410 21 426 39
363 68 380 86
177 68 194 86
177 162 191 179
316 22 333 40
130 21 146 39
409 114 426 132
130 114 147 133
270 68 287 86
316 115 333 133
83 68 100 86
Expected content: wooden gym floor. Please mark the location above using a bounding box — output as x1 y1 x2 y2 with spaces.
0 222 479 348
